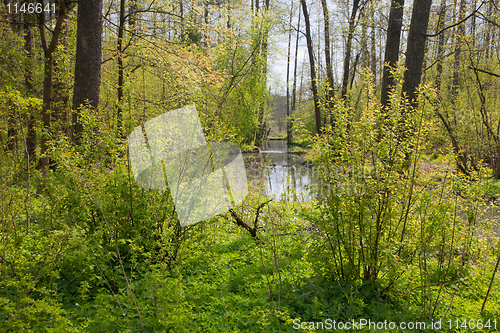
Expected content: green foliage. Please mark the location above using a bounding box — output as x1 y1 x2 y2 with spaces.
0 221 87 331
0 88 42 149
0 24 25 89
2 2 500 330
307 69 495 321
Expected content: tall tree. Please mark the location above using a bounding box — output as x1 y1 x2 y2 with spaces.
370 1 377 84
320 0 335 114
380 0 405 107
286 2 294 144
402 0 432 107
38 1 73 176
254 0 271 146
116 0 126 137
290 5 301 123
72 0 103 145
300 0 321 134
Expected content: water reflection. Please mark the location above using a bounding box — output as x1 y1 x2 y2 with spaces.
244 140 317 202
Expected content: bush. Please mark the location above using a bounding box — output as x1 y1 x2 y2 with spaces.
307 70 490 320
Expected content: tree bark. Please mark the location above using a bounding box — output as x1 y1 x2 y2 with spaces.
320 0 335 114
291 5 301 123
370 3 377 84
380 0 405 107
254 0 270 147
116 0 126 137
402 0 433 107
72 0 103 145
286 2 293 144
300 0 321 134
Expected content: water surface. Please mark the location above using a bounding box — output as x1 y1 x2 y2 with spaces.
244 140 317 202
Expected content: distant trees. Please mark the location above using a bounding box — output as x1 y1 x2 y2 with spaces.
320 0 335 113
1 0 500 176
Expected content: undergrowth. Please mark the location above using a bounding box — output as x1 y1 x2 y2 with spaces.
1 84 500 332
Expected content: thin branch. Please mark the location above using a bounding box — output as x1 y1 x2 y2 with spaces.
122 0 157 22
425 2 485 37
254 199 272 230
468 66 500 78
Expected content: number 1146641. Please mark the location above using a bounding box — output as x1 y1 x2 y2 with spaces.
447 319 497 330
7 2 55 14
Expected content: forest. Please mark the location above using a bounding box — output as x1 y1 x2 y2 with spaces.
1 0 500 331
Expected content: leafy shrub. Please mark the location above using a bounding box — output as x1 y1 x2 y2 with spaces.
307 70 489 320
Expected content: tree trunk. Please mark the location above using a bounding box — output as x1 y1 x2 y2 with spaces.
286 2 293 144
291 5 301 122
255 0 270 147
72 0 103 145
402 0 433 107
471 0 477 49
370 2 377 84
179 0 184 39
300 0 321 134
380 0 405 107
341 0 360 101
116 0 126 137
320 0 335 114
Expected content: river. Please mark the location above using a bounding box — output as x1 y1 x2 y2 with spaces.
244 140 318 202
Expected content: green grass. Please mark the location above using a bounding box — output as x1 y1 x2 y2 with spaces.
2 144 500 332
